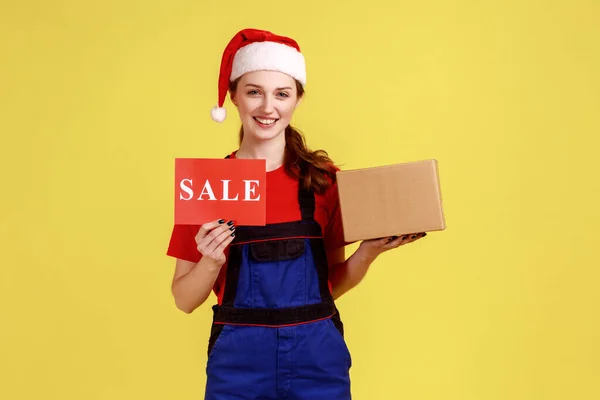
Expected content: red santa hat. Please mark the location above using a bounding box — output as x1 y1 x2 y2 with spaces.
210 28 306 123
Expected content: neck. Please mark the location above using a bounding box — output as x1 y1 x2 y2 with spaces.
236 131 286 172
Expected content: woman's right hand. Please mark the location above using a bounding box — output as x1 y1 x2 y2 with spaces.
195 219 236 267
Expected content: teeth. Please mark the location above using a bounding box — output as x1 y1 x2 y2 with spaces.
256 117 276 125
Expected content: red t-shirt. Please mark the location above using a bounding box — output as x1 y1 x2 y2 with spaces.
166 151 350 303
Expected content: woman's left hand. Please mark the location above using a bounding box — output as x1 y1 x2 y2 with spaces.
359 232 427 257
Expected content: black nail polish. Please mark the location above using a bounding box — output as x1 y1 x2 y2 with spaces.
422 232 427 237
411 235 417 239
401 235 408 240
231 232 236 237
218 219 225 224
229 226 235 231
227 221 234 226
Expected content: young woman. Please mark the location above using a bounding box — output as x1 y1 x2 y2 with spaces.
167 28 426 400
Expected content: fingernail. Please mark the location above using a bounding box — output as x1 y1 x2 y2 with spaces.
401 235 408 240
218 219 225 224
411 235 417 239
229 226 235 231
227 221 234 226
422 232 427 237
390 236 398 240
231 232 236 237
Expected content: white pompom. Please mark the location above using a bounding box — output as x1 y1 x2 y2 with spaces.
210 106 227 122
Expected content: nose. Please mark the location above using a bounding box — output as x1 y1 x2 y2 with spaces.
260 95 274 114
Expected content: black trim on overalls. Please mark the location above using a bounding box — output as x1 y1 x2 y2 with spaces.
213 299 336 325
229 221 322 244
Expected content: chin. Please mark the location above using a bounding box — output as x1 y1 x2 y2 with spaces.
252 130 283 141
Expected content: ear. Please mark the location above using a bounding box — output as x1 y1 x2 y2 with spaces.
230 92 238 107
295 95 303 109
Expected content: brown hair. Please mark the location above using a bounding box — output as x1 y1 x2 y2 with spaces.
229 78 337 194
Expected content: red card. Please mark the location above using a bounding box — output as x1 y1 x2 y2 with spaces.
174 158 266 226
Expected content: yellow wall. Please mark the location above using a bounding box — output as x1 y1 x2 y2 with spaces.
1 1 599 399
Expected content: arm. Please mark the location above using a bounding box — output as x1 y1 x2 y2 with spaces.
323 176 426 299
171 257 222 313
328 245 377 300
328 233 427 300
170 219 235 313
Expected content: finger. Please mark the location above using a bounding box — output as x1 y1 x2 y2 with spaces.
385 233 416 248
198 224 228 254
204 221 235 250
196 219 226 241
385 235 399 243
399 232 427 246
412 232 427 241
207 225 236 255
213 231 235 254
198 225 228 253
385 235 406 247
198 220 233 246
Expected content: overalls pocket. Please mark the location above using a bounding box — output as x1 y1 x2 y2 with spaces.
242 238 314 308
326 319 353 368
249 238 305 261
207 323 232 361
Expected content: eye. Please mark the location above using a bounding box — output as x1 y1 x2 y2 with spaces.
277 92 290 98
247 90 260 95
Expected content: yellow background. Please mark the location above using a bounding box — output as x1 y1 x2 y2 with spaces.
1 0 599 399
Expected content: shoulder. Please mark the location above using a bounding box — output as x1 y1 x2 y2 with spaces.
324 162 340 190
315 165 341 206
317 161 339 187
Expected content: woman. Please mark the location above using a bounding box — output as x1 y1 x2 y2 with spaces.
167 28 426 400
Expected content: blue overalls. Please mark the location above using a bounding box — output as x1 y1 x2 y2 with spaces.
204 182 352 400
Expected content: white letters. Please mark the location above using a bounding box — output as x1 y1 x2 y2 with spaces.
197 179 217 200
221 180 239 201
243 180 260 201
179 179 193 200
178 178 261 201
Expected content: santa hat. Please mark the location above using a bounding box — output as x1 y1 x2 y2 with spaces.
210 28 306 123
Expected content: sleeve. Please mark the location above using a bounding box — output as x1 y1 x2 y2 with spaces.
323 181 355 251
166 224 202 263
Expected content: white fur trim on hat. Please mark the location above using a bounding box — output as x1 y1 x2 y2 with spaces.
230 41 306 85
210 105 227 122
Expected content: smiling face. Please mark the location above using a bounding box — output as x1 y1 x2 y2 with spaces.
230 70 303 142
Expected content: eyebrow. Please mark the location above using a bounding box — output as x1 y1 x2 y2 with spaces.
245 83 293 91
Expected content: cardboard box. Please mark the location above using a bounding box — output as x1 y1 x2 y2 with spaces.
336 159 446 242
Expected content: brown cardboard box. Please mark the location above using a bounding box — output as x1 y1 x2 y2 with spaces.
336 159 446 242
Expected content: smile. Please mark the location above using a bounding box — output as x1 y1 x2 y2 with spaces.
253 117 278 126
